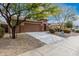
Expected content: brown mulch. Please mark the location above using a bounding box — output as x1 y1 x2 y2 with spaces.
0 33 45 56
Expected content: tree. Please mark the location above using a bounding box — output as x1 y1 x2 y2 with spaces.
61 6 77 30
0 3 60 39
53 6 77 30
61 6 76 22
0 3 29 39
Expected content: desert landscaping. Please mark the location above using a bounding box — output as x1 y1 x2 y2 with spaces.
0 3 79 56
0 33 45 56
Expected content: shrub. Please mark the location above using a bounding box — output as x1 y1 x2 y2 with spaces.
0 26 5 38
64 21 73 28
49 29 55 33
48 24 62 32
62 28 71 33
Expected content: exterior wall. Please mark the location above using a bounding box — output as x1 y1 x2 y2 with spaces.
19 21 44 32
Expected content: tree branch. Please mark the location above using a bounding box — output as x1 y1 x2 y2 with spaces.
16 16 28 27
0 9 7 20
6 3 10 9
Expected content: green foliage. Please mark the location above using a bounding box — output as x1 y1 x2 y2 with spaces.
65 21 73 28
7 3 61 21
0 26 4 38
24 3 61 20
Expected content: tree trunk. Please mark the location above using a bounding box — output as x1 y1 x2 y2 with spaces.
12 27 16 39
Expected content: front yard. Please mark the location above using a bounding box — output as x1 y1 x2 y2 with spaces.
0 33 45 56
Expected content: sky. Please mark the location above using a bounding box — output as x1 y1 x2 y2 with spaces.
64 3 79 15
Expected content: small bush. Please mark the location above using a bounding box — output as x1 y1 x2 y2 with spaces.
63 29 71 33
49 29 55 33
48 24 62 32
0 26 5 38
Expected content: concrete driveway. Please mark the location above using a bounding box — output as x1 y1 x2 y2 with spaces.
26 32 65 44
19 32 79 56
